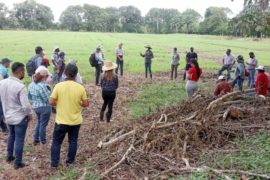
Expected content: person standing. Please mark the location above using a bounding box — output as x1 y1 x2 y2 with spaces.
0 58 12 133
35 58 52 85
246 52 258 88
183 47 198 80
171 47 180 80
115 43 124 76
28 67 51 146
218 49 235 81
255 66 268 96
95 47 104 85
52 51 65 84
232 55 245 91
51 48 60 83
100 61 118 123
185 59 202 98
49 64 89 168
61 60 83 84
0 62 33 169
140 45 154 79
214 75 233 96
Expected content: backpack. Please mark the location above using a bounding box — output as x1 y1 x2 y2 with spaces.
89 53 98 67
26 55 39 76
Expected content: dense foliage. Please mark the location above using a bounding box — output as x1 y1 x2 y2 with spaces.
0 0 269 37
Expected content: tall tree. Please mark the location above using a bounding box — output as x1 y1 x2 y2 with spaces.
60 5 83 31
104 7 120 32
83 4 105 31
119 6 143 32
0 3 8 29
14 0 54 30
181 9 202 34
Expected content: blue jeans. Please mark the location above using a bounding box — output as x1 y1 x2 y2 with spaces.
116 58 124 76
247 69 256 88
51 124 81 167
0 101 7 132
7 117 28 165
232 76 244 91
145 62 152 79
218 64 232 81
34 106 51 144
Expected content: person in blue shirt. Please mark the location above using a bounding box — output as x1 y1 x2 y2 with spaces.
0 58 12 133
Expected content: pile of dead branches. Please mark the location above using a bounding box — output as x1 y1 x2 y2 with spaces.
95 90 270 179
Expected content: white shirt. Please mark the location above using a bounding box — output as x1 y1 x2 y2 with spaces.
223 54 235 65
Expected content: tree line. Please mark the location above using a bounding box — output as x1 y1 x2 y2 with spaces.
0 0 269 37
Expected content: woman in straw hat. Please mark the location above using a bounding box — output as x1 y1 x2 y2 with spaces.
100 61 118 122
140 45 154 79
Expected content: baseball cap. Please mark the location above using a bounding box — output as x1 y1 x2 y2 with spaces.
256 65 265 71
42 58 50 65
1 58 12 64
218 75 226 80
35 66 50 77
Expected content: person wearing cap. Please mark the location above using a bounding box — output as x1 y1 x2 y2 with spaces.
115 43 124 76
0 62 33 169
246 52 258 88
28 67 51 146
52 51 65 84
49 63 89 168
100 61 118 122
94 47 104 85
214 75 233 96
218 49 235 81
255 66 268 96
140 45 154 79
232 55 245 91
35 58 52 85
61 59 82 84
183 47 198 80
171 47 180 80
0 58 12 132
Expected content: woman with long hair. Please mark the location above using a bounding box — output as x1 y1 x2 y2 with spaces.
185 59 202 98
100 61 118 122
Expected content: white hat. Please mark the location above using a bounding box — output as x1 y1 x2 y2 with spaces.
218 75 226 80
35 66 50 77
256 65 265 71
102 61 117 71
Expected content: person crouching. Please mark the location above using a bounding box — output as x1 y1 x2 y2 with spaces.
214 75 233 96
100 61 118 123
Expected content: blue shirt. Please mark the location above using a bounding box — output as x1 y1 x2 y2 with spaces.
28 81 51 108
0 64 9 79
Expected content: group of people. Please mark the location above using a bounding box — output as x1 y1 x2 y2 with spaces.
0 44 269 171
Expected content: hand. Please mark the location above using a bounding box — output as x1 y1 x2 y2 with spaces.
27 115 33 122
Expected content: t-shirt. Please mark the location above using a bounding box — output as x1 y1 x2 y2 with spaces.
266 73 270 89
223 54 235 65
247 58 258 70
255 72 268 96
187 67 202 81
115 48 124 57
186 52 198 62
214 81 233 96
0 64 9 79
50 81 88 125
171 53 180 65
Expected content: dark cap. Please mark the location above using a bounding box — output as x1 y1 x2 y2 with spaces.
35 46 43 53
1 58 12 64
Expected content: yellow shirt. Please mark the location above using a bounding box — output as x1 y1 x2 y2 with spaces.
51 81 88 125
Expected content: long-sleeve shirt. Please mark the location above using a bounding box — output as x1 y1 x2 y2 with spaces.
28 81 51 108
101 75 118 92
247 58 258 70
95 52 104 64
141 50 154 63
234 63 245 79
0 76 33 125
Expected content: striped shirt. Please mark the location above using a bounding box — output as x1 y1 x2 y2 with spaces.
28 81 51 108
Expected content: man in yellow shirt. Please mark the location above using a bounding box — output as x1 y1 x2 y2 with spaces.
49 63 89 168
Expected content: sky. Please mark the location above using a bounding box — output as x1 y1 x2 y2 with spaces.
1 0 244 21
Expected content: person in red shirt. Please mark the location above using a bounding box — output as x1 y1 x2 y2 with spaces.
185 59 202 98
255 66 268 96
214 75 233 96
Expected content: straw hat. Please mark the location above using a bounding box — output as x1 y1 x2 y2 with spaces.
144 45 152 49
102 61 117 71
256 65 265 71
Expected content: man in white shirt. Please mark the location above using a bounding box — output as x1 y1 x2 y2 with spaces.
218 49 235 81
115 43 124 76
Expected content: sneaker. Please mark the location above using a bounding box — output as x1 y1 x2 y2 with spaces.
14 162 26 170
6 156 15 163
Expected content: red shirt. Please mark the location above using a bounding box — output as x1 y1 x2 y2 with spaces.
187 67 202 81
266 73 270 89
255 72 268 95
214 81 233 96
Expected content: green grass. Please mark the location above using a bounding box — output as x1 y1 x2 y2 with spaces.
128 81 186 118
0 31 270 82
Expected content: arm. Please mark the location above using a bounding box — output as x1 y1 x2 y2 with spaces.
49 97 57 106
49 86 58 106
19 87 33 116
115 76 119 89
140 52 145 57
81 89 89 107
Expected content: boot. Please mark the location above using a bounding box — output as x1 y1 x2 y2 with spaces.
100 111 104 121
106 112 111 123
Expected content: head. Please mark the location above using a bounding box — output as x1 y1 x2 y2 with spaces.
54 48 60 53
218 75 226 82
59 52 65 59
173 47 177 53
34 67 49 83
190 47 194 52
11 62 25 80
226 49 231 55
145 45 152 50
35 46 43 55
190 59 201 78
103 69 114 80
237 55 244 63
1 58 12 68
249 52 255 58
64 63 78 80
118 43 123 49
96 47 101 53
68 59 77 65
256 65 265 73
41 58 50 67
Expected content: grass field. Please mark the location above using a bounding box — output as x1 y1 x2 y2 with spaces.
0 30 270 82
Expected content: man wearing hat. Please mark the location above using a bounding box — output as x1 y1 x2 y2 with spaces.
28 67 51 147
255 65 268 96
232 55 245 91
140 45 154 79
0 58 12 132
214 75 233 96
